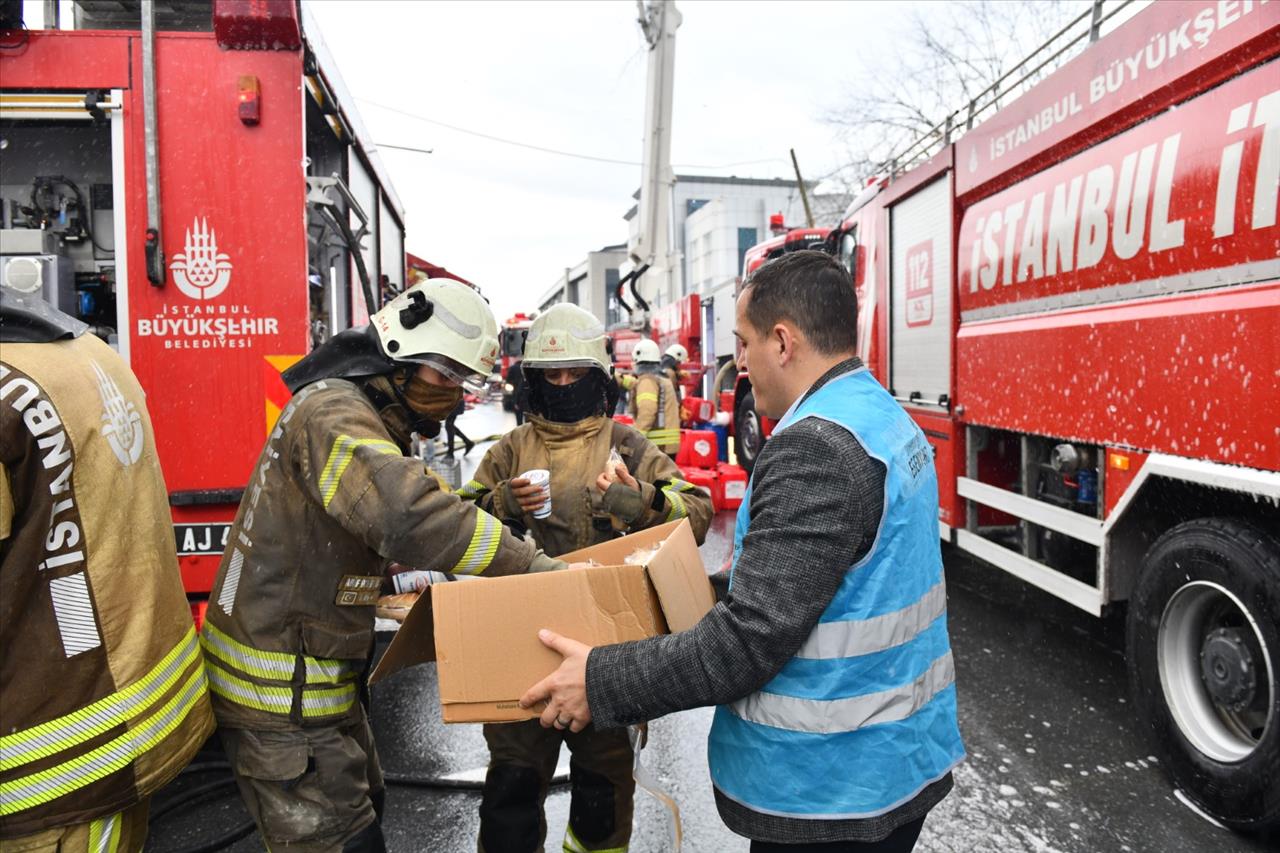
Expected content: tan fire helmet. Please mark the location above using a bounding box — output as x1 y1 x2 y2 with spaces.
370 278 499 387
522 303 611 375
664 344 688 363
632 338 661 365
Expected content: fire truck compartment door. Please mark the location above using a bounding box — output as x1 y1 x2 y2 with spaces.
890 174 952 407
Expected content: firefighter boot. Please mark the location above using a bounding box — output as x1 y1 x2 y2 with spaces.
563 725 635 853
478 720 562 853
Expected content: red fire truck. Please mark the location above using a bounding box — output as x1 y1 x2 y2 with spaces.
498 312 534 410
0 1 408 616
731 0 1280 830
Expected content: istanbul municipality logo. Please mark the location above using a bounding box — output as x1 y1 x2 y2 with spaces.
170 217 233 300
90 359 144 466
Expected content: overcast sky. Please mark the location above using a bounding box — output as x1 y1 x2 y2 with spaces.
305 0 913 322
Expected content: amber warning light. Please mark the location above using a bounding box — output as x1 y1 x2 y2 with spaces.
238 75 261 126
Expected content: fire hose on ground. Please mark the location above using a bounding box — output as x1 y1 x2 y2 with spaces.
148 749 572 853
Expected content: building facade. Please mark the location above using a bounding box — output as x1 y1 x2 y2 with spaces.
537 244 628 326
624 174 819 309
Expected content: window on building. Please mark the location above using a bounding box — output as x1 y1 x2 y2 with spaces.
605 268 623 327
737 227 758 277
687 199 709 216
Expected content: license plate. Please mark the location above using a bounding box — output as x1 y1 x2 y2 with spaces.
175 523 232 556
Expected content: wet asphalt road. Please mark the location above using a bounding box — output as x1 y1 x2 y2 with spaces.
146 401 1274 853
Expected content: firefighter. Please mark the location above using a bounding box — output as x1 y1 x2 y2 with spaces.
660 343 687 403
0 283 215 851
203 279 566 853
456 303 711 853
627 339 681 457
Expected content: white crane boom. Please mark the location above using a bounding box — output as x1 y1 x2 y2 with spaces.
627 0 681 329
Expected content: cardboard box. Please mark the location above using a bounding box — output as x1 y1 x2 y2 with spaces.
369 519 714 723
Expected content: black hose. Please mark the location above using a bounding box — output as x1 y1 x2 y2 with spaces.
150 779 239 822
166 821 257 853
384 771 485 791
629 264 652 314
173 761 231 775
149 761 258 853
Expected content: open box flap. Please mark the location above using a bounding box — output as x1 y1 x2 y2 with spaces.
642 518 715 632
368 587 436 685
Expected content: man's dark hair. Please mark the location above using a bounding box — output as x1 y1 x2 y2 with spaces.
742 250 857 355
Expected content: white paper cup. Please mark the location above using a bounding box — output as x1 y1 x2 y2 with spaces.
521 468 552 518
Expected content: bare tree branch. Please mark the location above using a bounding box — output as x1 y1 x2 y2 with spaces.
825 0 1088 185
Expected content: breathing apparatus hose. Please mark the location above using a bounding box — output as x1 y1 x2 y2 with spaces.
713 359 737 395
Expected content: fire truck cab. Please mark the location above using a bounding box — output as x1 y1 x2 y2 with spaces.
498 312 534 410
728 226 829 470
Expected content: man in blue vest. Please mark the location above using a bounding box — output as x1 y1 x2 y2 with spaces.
522 249 964 852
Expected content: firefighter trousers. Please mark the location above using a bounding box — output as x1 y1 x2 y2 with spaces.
221 712 385 852
479 720 634 853
0 800 149 853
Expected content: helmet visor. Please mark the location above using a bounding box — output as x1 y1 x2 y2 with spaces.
415 354 487 391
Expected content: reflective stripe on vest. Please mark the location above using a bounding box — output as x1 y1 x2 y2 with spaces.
708 368 965 819
0 667 207 816
448 510 503 576
645 428 680 446
796 579 947 660
0 627 201 770
88 810 122 853
730 651 955 734
318 435 400 509
204 665 356 720
199 623 356 686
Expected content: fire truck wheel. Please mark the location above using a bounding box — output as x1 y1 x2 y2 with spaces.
733 390 763 476
1127 518 1280 832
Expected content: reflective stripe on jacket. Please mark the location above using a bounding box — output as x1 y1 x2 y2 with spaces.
629 373 681 453
0 336 214 835
203 378 537 731
708 368 965 819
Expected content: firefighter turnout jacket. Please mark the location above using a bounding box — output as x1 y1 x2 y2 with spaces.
459 415 711 557
202 378 540 731
628 373 681 455
0 334 214 838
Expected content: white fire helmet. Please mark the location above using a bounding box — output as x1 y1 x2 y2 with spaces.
370 278 499 388
664 344 688 364
522 304 611 375
632 338 661 365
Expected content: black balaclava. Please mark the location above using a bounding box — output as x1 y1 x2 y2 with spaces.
525 369 618 424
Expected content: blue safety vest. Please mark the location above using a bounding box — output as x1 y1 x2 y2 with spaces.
708 367 965 820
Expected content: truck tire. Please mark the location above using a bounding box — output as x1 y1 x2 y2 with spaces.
1126 518 1280 832
733 390 763 475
